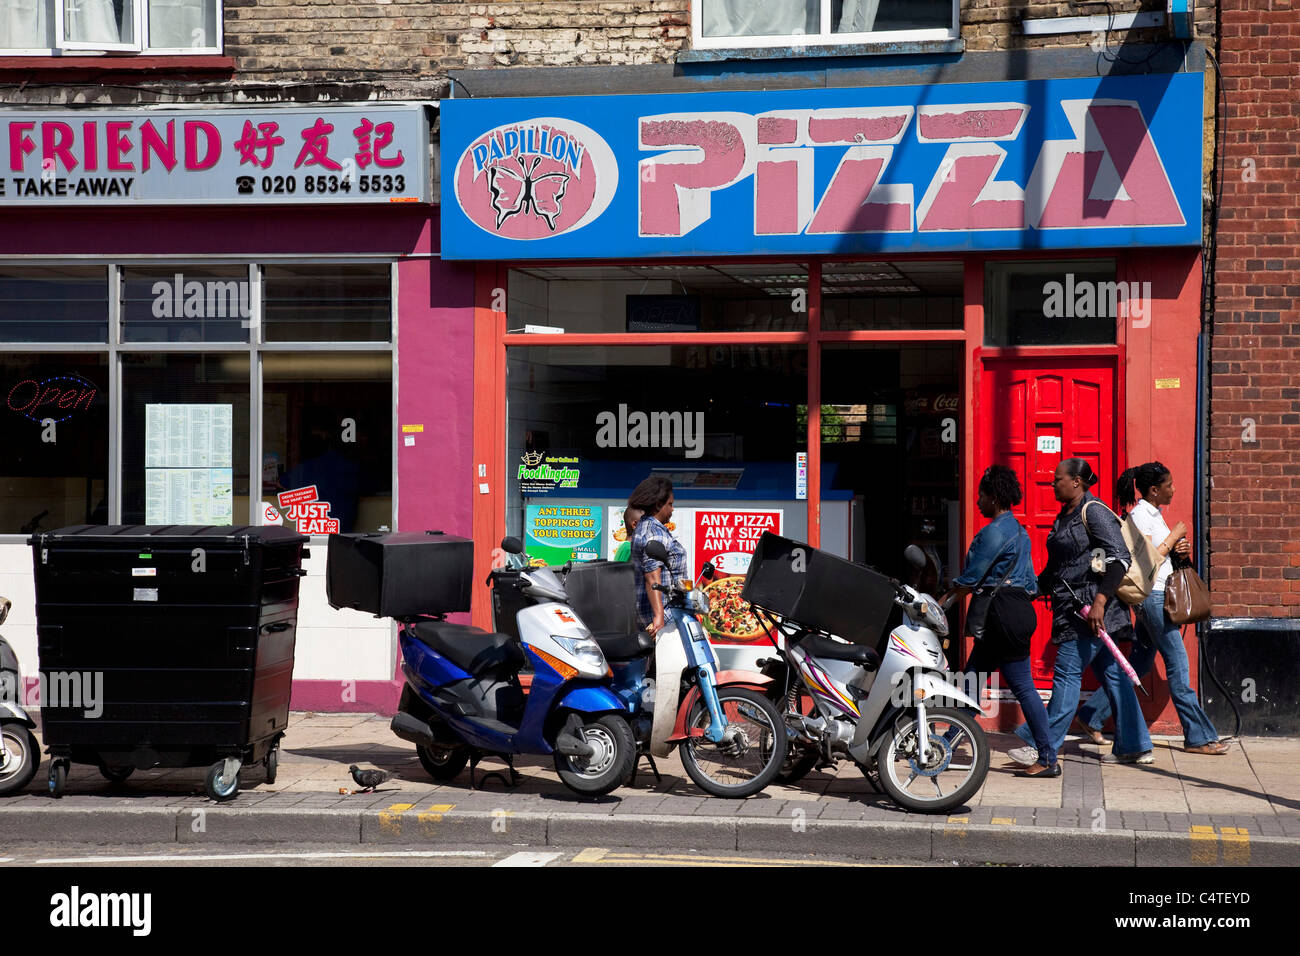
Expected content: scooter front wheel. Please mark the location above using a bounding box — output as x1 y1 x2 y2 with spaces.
0 723 39 796
877 707 988 814
553 714 635 797
679 687 787 798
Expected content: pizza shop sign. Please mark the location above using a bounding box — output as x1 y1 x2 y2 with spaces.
440 73 1203 258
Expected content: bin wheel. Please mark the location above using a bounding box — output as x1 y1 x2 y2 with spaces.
264 748 278 785
205 760 240 802
99 764 135 785
48 760 68 799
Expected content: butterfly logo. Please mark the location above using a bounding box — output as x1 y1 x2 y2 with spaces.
487 155 570 231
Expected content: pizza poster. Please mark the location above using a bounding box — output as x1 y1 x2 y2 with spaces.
526 503 603 566
694 509 782 645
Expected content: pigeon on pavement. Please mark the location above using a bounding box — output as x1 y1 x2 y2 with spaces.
349 765 397 792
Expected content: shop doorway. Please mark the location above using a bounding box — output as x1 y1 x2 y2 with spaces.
978 356 1118 686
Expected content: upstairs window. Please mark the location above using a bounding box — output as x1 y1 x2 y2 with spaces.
0 0 221 54
693 0 958 50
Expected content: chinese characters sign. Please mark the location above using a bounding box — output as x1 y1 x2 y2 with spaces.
0 106 428 205
440 73 1203 259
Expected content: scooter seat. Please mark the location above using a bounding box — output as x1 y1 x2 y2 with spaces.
800 634 880 670
589 628 655 662
410 622 524 677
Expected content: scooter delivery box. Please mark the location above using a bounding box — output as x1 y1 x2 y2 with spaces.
327 531 472 617
742 532 896 646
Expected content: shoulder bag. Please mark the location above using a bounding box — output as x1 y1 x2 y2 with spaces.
964 536 1017 641
1080 499 1162 606
1165 554 1212 625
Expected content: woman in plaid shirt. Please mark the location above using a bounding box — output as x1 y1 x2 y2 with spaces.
628 476 688 635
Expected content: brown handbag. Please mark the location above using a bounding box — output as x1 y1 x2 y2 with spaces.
1164 556 1211 625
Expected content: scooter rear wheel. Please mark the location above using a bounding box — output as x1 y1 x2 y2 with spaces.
417 744 469 782
553 714 635 797
0 723 38 796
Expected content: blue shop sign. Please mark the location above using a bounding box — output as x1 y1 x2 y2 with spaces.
440 73 1203 260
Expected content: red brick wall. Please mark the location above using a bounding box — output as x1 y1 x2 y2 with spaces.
1209 1 1300 616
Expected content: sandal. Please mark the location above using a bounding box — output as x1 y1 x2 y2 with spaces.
1072 718 1104 746
1015 761 1062 778
1184 741 1230 755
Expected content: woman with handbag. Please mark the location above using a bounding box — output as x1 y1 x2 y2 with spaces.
940 466 1058 777
1008 458 1155 766
1076 463 1228 755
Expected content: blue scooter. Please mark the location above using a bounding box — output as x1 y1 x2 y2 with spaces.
390 538 636 796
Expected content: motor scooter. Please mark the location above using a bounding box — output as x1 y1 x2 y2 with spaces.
0 597 40 796
754 543 990 813
388 538 636 797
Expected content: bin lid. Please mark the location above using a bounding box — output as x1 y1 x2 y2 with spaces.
29 525 308 547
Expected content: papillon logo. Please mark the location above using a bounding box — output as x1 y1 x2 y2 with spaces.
455 117 618 240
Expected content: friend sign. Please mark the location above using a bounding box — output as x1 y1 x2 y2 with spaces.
441 73 1203 259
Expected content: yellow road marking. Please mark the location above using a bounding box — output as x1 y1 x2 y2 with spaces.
1220 827 1250 864
1190 825 1217 864
601 852 878 867
416 802 455 830
947 816 969 824
378 803 415 835
991 817 1017 825
571 848 608 863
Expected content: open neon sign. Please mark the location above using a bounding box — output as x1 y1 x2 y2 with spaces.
6 374 97 423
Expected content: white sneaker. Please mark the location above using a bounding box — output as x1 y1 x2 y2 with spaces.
1007 746 1039 766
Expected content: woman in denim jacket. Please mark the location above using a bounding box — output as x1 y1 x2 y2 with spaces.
941 465 1058 776
1009 458 1155 766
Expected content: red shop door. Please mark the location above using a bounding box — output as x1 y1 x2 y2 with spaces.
978 357 1118 687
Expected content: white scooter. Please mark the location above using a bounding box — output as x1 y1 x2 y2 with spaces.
0 597 40 796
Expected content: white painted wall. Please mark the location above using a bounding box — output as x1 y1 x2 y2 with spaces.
0 541 393 684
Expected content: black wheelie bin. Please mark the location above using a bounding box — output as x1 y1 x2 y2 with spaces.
29 525 308 800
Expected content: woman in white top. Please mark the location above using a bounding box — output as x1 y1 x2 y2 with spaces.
1075 462 1228 754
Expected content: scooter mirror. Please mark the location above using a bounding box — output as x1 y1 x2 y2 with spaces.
903 545 927 569
700 562 716 581
501 537 524 555
644 540 670 564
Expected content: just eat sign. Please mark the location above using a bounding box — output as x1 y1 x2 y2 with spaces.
441 72 1203 259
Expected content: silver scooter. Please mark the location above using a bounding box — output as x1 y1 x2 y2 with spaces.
0 597 40 796
755 547 990 814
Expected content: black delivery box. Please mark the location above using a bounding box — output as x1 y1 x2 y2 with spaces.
327 530 473 617
742 532 897 646
29 525 307 779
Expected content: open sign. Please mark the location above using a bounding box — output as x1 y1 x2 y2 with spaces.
6 374 98 423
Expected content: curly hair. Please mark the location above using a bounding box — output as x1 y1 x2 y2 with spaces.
628 476 673 517
979 464 1023 511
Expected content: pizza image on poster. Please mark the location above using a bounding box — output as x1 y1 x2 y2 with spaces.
694 509 781 644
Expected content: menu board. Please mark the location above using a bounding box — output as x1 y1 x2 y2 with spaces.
525 503 603 565
145 404 234 524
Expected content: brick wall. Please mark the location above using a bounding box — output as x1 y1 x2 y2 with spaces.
1209 1 1300 617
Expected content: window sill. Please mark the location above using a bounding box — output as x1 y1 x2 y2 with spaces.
677 38 963 63
0 55 235 74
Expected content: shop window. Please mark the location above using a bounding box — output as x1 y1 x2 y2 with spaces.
1 353 109 534
120 352 250 525
0 0 221 53
120 266 251 343
262 352 392 535
0 267 108 343
984 260 1121 347
820 343 961 580
821 260 962 331
508 264 808 335
263 265 391 343
693 0 957 50
506 345 807 567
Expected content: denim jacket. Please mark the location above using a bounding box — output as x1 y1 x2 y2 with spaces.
1040 492 1133 643
954 511 1038 595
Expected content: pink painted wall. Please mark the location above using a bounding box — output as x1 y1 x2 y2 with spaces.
5 204 480 715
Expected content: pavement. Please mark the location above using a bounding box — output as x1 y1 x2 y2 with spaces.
2 712 1298 866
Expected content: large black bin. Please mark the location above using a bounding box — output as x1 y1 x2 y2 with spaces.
326 531 473 618
29 525 307 799
742 532 897 646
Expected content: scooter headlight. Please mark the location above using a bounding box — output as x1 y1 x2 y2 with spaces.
919 598 949 637
551 635 610 677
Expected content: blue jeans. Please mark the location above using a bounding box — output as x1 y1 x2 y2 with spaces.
1077 590 1219 748
1015 619 1152 757
964 641 1057 768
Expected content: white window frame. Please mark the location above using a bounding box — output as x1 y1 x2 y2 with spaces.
690 0 958 50
1 0 222 56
